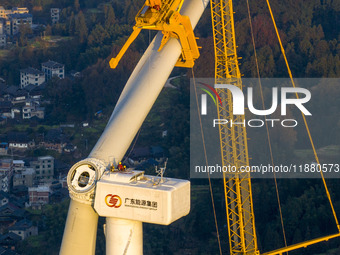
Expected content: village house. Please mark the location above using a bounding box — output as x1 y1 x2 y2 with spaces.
40 129 67 153
42 60 64 80
20 67 45 88
0 101 12 119
0 142 8 155
0 159 13 192
22 101 44 120
0 232 21 251
12 160 25 172
7 13 32 35
0 6 31 35
3 86 28 105
30 156 54 182
9 219 38 240
28 185 50 209
24 83 45 100
0 191 9 206
7 132 35 150
0 21 6 47
50 8 60 24
13 168 34 187
0 202 26 232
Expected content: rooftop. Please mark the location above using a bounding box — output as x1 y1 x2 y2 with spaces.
0 191 10 200
12 7 29 11
0 159 12 164
0 101 11 109
45 128 65 143
23 168 35 175
42 60 64 69
0 246 20 255
0 232 21 244
13 160 24 165
0 203 25 218
24 83 46 92
14 89 28 97
29 186 50 192
9 219 33 231
4 86 19 96
7 132 30 143
8 13 32 19
131 147 150 158
38 156 54 160
20 67 44 76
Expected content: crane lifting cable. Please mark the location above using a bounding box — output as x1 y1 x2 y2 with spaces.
265 0 340 232
244 0 288 252
192 68 223 255
236 0 340 254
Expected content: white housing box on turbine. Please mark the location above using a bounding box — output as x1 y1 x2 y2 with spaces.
94 170 190 225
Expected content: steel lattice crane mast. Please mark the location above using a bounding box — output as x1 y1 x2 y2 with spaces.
210 0 258 254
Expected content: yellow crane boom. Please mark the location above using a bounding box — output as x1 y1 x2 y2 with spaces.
210 0 258 254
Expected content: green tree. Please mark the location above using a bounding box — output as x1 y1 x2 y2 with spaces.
19 24 32 47
74 0 80 12
33 0 42 7
104 5 116 28
68 12 75 35
75 11 88 43
45 24 52 36
88 24 109 46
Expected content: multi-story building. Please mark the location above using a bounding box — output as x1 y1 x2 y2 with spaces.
42 60 64 80
0 34 6 47
1 18 11 36
20 67 45 88
28 185 50 208
0 7 4 18
0 6 30 35
30 156 54 181
0 19 6 47
12 160 35 187
0 159 12 176
13 168 34 187
51 8 60 24
12 160 25 172
7 13 32 35
0 20 3 34
0 159 13 192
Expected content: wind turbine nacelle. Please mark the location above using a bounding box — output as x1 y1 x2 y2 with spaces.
94 170 190 225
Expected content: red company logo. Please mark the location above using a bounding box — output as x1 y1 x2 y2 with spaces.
105 194 122 208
